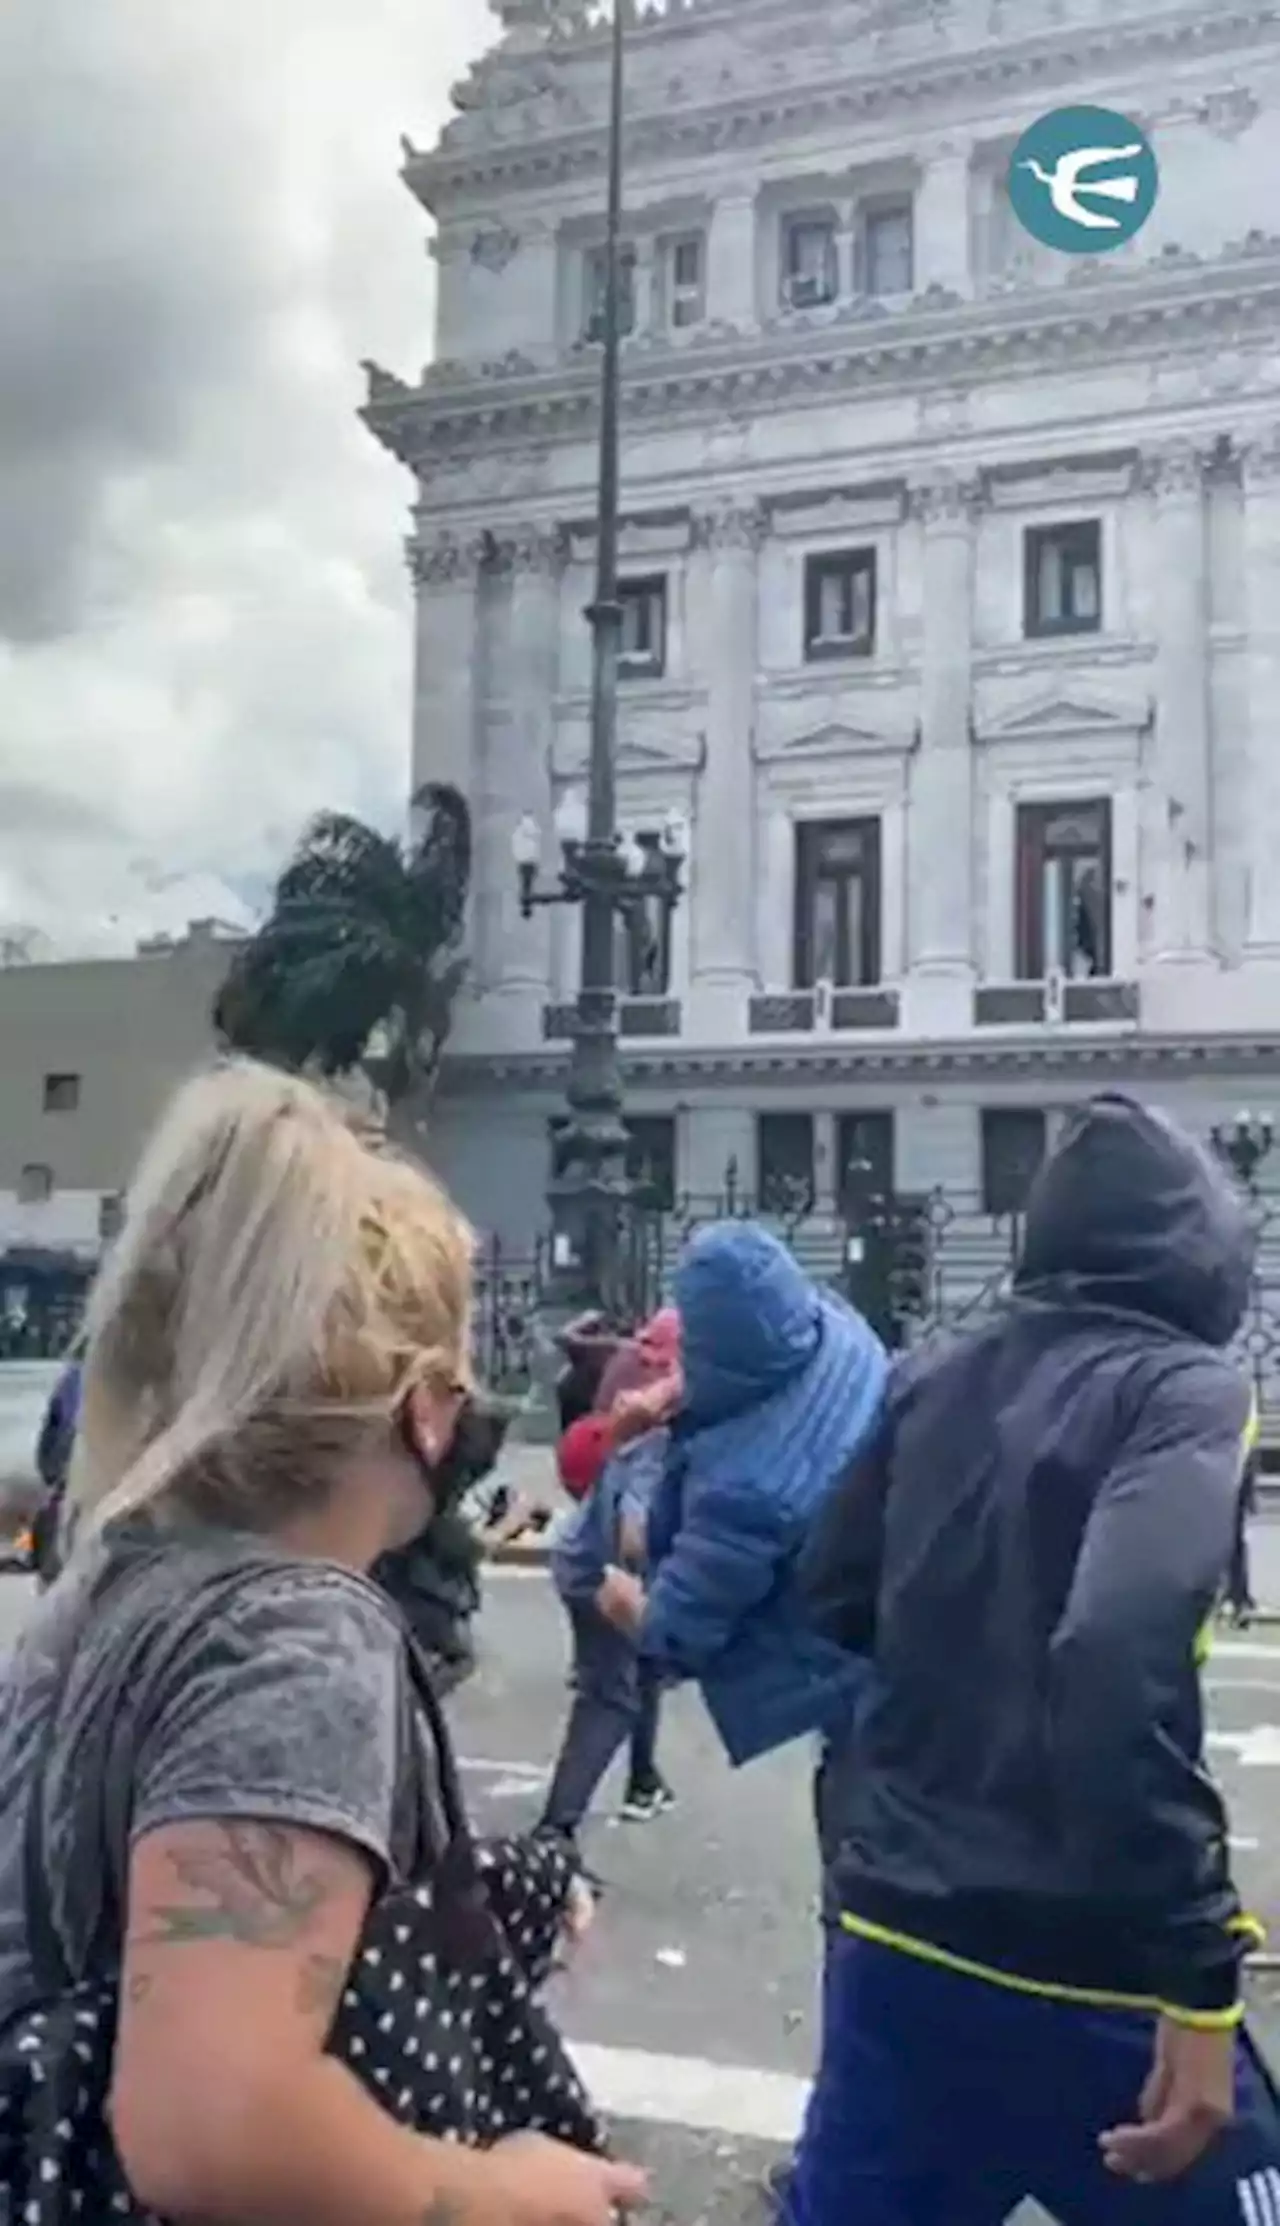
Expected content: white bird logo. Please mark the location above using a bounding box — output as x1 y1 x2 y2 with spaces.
1020 143 1145 230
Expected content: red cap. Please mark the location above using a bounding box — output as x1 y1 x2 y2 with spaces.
557 1413 614 1500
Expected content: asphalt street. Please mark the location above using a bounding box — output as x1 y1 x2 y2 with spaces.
6 1559 1280 2223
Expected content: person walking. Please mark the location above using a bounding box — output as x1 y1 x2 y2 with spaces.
0 1060 645 2226
537 1335 680 1850
30 1355 81 1587
795 1094 1277 2225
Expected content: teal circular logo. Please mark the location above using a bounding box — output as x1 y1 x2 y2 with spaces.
1007 105 1158 253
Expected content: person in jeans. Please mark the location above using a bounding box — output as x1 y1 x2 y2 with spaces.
795 1096 1275 2225
538 1406 676 1846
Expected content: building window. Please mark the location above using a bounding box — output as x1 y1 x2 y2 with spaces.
615 833 673 995
625 1116 677 1213
861 200 914 296
1024 520 1102 638
804 549 876 659
17 1163 53 1205
583 242 637 341
758 1113 816 1213
99 1192 125 1241
42 1072 80 1113
794 818 883 989
838 1111 896 1205
618 575 667 676
667 232 706 328
781 212 838 307
981 1108 1048 1218
1015 799 1111 980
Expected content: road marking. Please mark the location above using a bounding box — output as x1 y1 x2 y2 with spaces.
1208 1727 1280 1767
1209 1641 1280 1664
458 1758 547 1782
567 2040 808 2143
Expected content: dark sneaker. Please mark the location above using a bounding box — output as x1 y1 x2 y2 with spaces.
620 1780 676 1822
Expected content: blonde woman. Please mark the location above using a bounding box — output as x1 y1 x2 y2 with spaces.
0 1062 644 2226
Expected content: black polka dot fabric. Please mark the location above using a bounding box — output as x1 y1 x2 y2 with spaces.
0 1832 603 2220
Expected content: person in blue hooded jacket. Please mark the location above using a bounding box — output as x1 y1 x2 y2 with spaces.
597 1220 887 1778
793 1095 1277 2226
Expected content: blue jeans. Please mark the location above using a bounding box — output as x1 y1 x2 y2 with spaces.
539 1601 662 1834
787 1933 1280 2226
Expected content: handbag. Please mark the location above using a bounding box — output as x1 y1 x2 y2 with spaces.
0 1547 603 2224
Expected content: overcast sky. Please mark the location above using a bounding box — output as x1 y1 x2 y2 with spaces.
0 0 492 954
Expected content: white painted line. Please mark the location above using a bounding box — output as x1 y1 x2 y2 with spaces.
1232 1836 1261 1853
1208 1641 1280 1665
1207 1726 1280 1767
457 1757 547 1782
567 2040 808 2144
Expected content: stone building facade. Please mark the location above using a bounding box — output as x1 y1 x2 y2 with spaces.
365 0 1280 1246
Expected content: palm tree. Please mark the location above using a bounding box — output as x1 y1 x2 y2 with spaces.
213 783 472 1113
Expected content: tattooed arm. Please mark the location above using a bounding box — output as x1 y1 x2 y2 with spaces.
113 1818 644 2226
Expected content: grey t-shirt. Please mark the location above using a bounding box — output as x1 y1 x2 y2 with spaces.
0 1530 426 2021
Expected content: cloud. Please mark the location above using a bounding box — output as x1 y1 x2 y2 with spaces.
0 0 492 952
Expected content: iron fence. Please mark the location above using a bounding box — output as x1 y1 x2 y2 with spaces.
467 1172 1280 1443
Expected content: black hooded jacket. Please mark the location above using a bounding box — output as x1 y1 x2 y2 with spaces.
801 1095 1255 2017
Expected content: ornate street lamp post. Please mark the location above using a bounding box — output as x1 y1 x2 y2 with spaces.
1210 1109 1275 1193
509 0 686 1321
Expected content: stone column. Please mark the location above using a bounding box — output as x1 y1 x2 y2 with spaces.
706 193 758 327
1145 441 1215 964
1242 429 1280 954
904 472 979 1035
477 524 561 1040
689 500 763 1036
407 527 483 798
915 141 972 296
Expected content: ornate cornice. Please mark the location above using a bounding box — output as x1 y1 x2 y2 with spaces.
1137 435 1221 497
690 499 767 553
363 239 1280 469
500 520 569 574
407 5 1280 208
405 527 487 587
1239 425 1280 488
436 1027 1280 1095
907 469 983 529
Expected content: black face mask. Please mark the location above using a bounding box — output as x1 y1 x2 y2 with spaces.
400 1391 511 1520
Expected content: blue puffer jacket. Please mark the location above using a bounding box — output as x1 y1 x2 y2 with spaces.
639 1222 887 1767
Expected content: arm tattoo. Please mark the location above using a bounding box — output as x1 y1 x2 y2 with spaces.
295 1951 347 2022
138 1823 334 1950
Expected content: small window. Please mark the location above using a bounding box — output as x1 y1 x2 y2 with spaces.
981 1108 1048 1218
42 1072 80 1114
17 1163 53 1204
757 1113 816 1214
794 818 882 989
667 232 706 329
98 1192 125 1241
626 1116 677 1213
804 549 876 659
583 242 637 341
1015 799 1112 980
618 576 667 677
862 201 914 296
1024 520 1102 638
781 213 838 307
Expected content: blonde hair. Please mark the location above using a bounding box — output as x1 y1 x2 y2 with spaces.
68 1060 474 1533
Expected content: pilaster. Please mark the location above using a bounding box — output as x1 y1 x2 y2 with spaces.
706 193 758 329
471 523 563 1049
407 527 485 799
902 470 980 1036
1242 428 1280 962
915 140 973 298
1142 439 1216 969
688 498 765 1039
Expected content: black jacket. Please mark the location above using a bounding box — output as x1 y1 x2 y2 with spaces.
374 1508 482 1695
802 1094 1254 2017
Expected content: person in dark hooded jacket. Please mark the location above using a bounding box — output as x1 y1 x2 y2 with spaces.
792 1096 1277 2225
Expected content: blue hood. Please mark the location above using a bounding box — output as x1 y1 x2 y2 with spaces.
1014 1094 1252 1348
677 1221 828 1426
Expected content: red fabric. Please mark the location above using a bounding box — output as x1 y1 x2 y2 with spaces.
557 1414 614 1500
